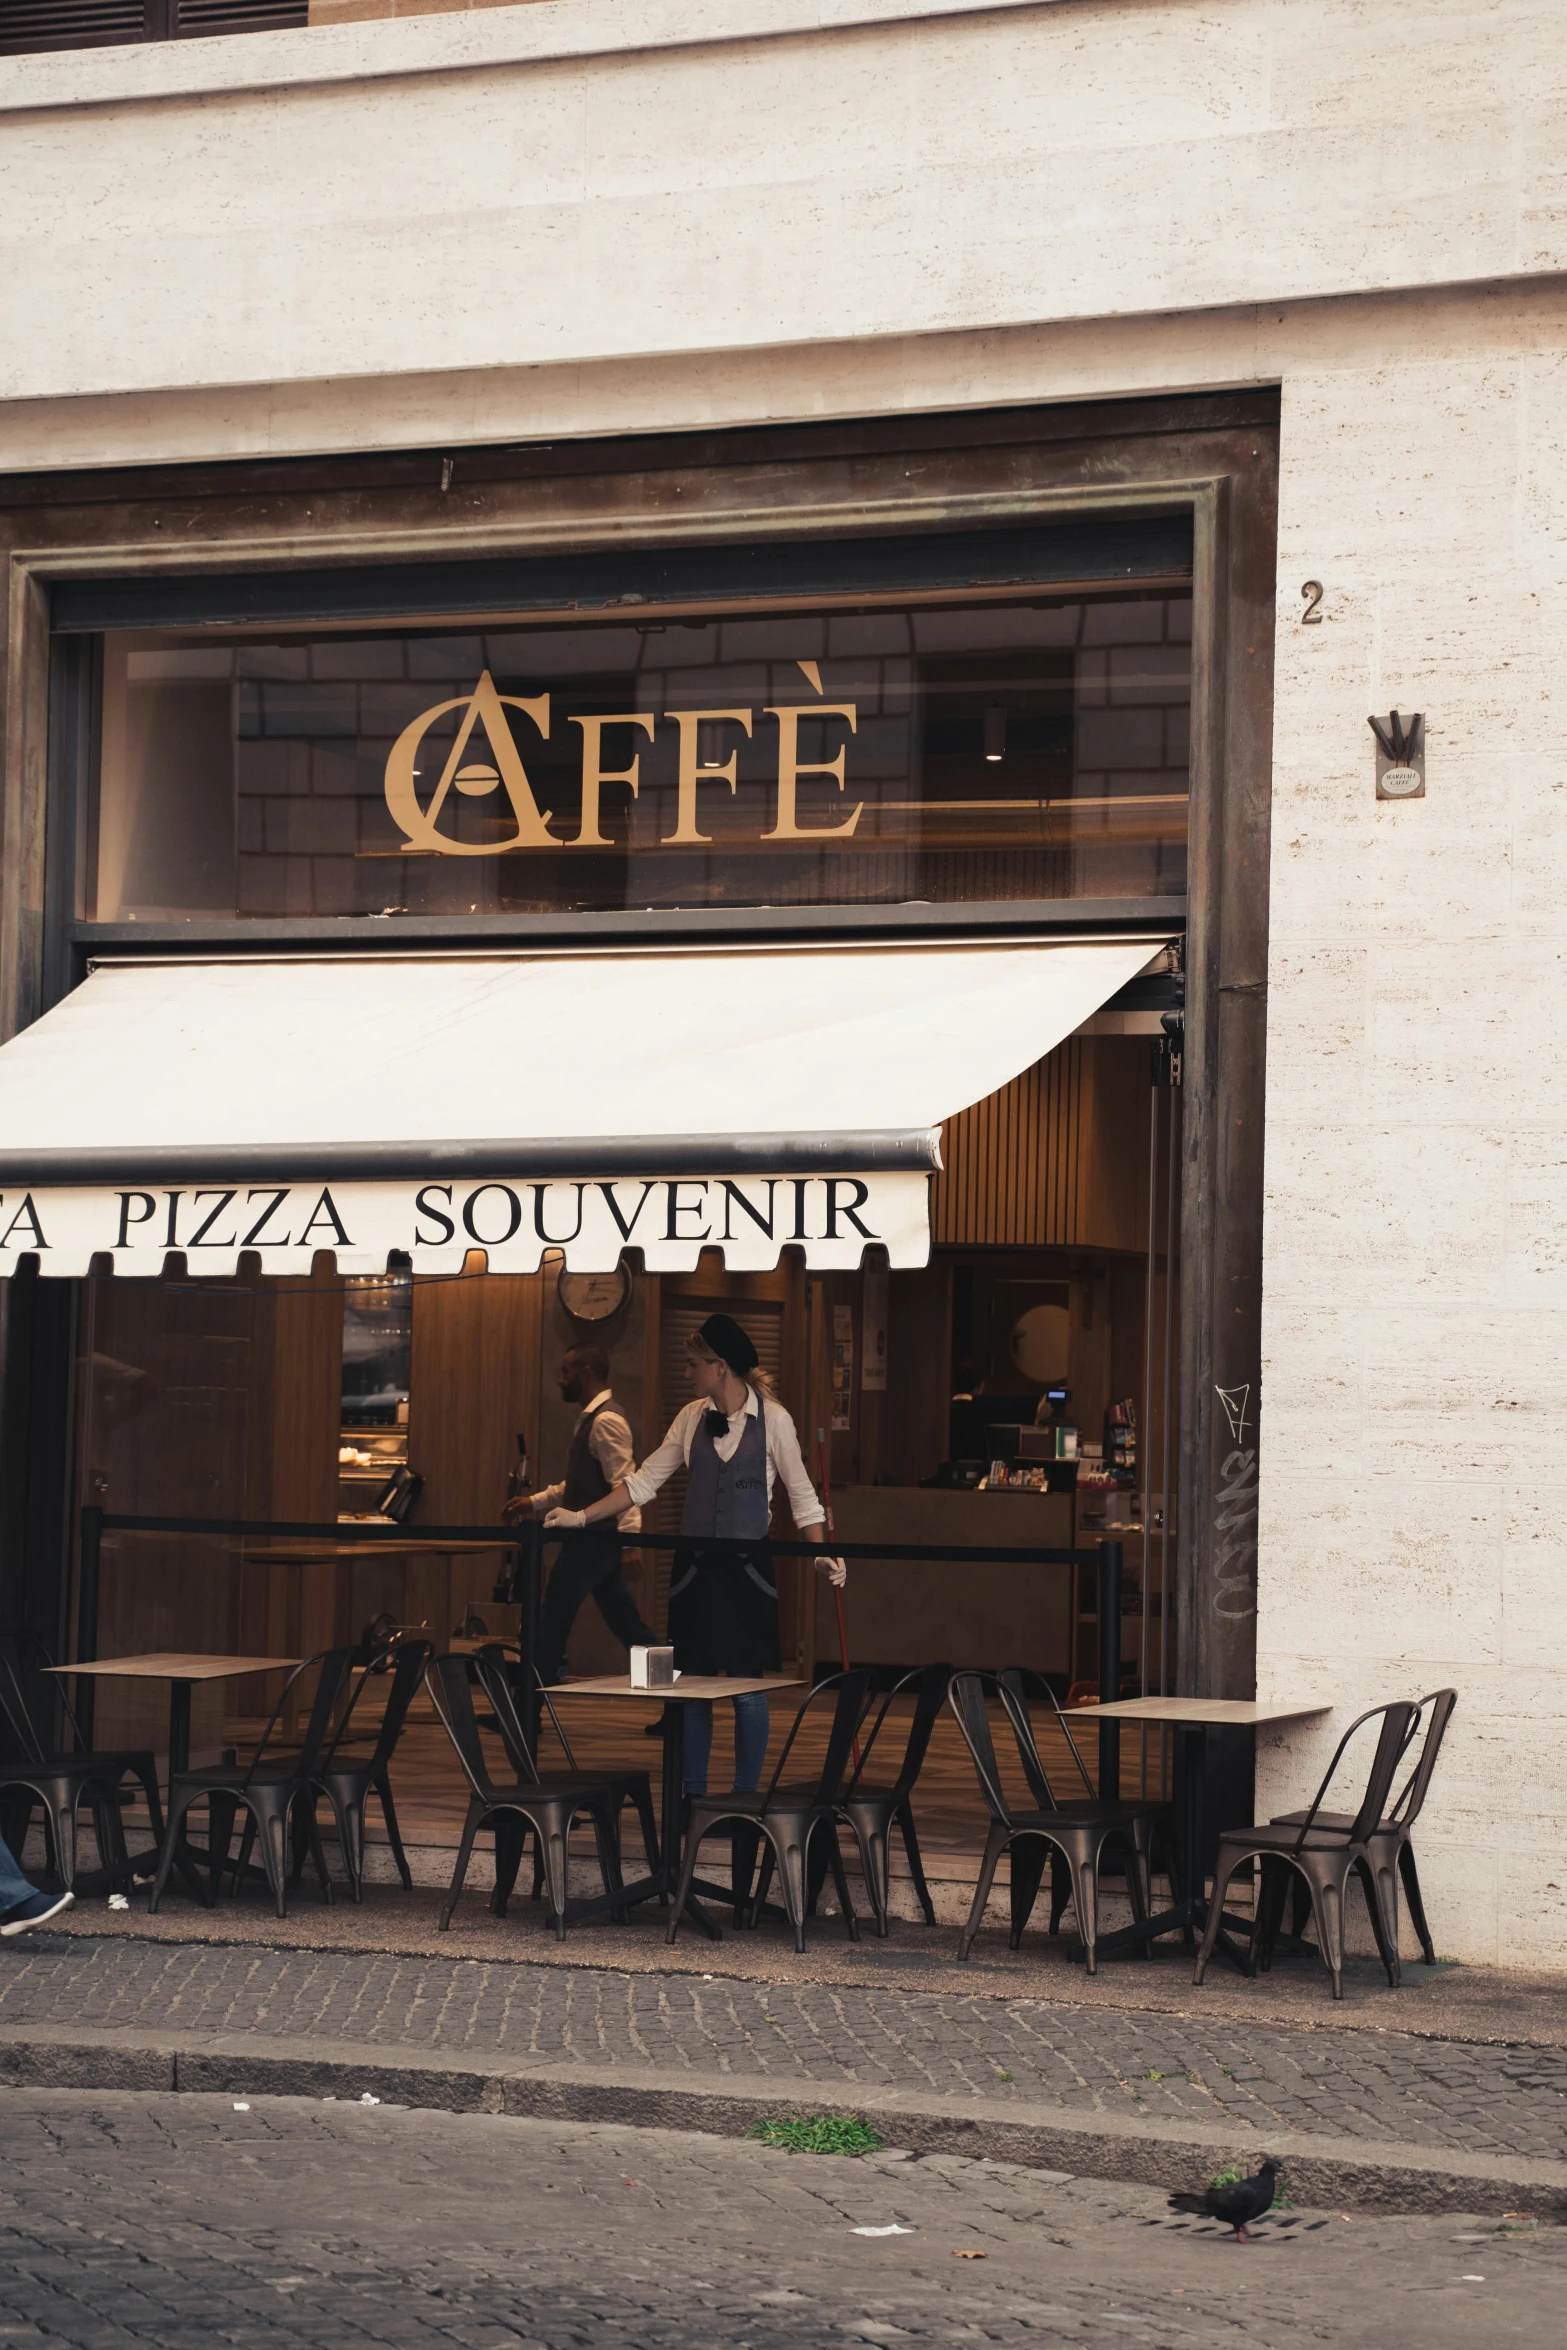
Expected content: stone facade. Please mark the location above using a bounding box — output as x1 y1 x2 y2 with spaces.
1 0 1564 1966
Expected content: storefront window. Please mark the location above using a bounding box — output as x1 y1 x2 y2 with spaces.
88 592 1190 920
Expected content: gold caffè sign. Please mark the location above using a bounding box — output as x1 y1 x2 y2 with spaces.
384 663 861 855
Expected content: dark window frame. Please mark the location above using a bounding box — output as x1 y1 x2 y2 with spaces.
4 391 1280 1717
0 0 306 59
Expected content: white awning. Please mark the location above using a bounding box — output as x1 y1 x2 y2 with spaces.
0 937 1166 1277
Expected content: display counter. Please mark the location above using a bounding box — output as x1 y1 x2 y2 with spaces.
821 1485 1076 1673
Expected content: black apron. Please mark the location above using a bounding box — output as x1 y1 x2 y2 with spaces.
666 1392 780 1676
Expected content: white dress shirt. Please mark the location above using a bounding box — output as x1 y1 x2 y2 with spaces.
624 1388 826 1530
532 1390 642 1532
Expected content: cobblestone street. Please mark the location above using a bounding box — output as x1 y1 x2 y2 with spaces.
2 2091 1562 2350
3 1937 1566 2164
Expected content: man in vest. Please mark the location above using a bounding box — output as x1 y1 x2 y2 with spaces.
507 1342 653 1684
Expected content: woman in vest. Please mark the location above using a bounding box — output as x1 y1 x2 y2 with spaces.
545 1312 846 1794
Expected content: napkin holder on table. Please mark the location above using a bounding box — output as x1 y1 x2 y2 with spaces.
630 1645 675 1689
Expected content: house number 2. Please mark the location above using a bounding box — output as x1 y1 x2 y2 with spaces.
1300 580 1324 624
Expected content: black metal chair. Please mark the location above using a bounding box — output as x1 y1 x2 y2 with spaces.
834 1663 951 1934
1266 1687 1457 1970
997 1666 1176 1947
477 1643 661 1888
947 1671 1150 1970
670 1670 872 1954
148 1649 354 1920
465 1645 653 1917
0 1634 165 1896
1193 1699 1420 2000
301 1635 433 1900
425 1652 624 1939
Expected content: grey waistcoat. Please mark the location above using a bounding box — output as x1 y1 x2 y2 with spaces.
681 1394 770 1542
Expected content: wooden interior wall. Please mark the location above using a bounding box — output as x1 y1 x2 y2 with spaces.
76 1273 255 1751
243 1265 342 1674
880 1264 953 1487
405 1268 542 1644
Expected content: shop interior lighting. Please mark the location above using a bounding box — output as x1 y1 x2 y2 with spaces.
983 703 1007 762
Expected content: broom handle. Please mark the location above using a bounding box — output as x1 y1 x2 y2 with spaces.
817 1428 860 1768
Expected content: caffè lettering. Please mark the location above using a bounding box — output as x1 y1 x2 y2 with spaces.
385 670 861 856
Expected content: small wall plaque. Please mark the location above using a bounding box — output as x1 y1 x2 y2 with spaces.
1370 711 1424 800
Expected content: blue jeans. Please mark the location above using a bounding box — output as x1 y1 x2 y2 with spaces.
0 1826 39 1913
683 1694 769 1796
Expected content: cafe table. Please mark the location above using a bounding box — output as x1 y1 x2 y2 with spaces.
1079 1695 1331 1968
45 1652 301 1888
542 1674 804 1940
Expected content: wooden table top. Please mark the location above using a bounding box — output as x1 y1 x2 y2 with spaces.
45 1653 301 1683
1089 1696 1331 1727
236 1539 511 1559
545 1674 805 1702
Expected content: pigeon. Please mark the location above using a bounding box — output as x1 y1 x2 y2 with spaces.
1167 2158 1280 2242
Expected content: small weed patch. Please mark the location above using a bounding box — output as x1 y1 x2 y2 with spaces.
746 2112 884 2158
1207 2159 1294 2209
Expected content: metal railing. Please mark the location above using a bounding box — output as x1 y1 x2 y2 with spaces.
75 1506 1126 1790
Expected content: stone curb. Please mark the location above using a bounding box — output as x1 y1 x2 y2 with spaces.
2 2024 1564 2219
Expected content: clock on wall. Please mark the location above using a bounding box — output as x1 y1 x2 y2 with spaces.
557 1264 634 1325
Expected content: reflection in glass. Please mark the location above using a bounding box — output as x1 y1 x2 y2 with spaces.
90 594 1191 920
341 1275 411 1431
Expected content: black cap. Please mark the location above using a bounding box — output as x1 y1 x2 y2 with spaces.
697 1312 759 1377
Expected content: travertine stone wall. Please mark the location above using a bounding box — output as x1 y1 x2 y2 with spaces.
1251 296 1567 1970
1 0 1564 419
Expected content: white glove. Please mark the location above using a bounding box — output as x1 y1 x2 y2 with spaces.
818 1554 848 1588
544 1507 588 1530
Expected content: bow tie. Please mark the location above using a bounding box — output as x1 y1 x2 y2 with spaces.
703 1408 731 1439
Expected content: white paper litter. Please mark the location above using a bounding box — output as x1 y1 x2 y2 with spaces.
852 2225 913 2237
358 2092 381 2106
232 2102 250 2112
107 1893 130 1911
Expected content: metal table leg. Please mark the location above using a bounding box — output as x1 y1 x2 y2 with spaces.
564 1705 722 1938
1074 1725 1253 1969
164 1676 217 1905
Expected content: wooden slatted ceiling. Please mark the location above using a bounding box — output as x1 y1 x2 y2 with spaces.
932 1035 1150 1256
934 1039 1083 1249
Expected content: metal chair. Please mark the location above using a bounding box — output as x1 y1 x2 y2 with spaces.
835 1663 951 1933
477 1643 661 1888
425 1652 624 1940
1264 1687 1457 1974
997 1666 1176 1947
947 1671 1151 1970
669 1671 872 1954
148 1649 354 1920
1193 1699 1420 2000
465 1644 653 1916
302 1634 433 1900
0 1633 165 1896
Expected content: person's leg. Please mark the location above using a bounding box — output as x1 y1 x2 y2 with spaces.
535 1540 605 1685
732 1694 770 1792
590 1561 655 1655
0 1828 38 1911
683 1700 715 1795
0 1816 72 1933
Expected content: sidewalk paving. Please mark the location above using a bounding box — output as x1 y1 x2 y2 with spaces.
3 1928 1566 2219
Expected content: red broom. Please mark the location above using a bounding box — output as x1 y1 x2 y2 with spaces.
817 1428 860 1766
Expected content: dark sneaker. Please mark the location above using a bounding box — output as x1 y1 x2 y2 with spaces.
0 1889 75 1937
